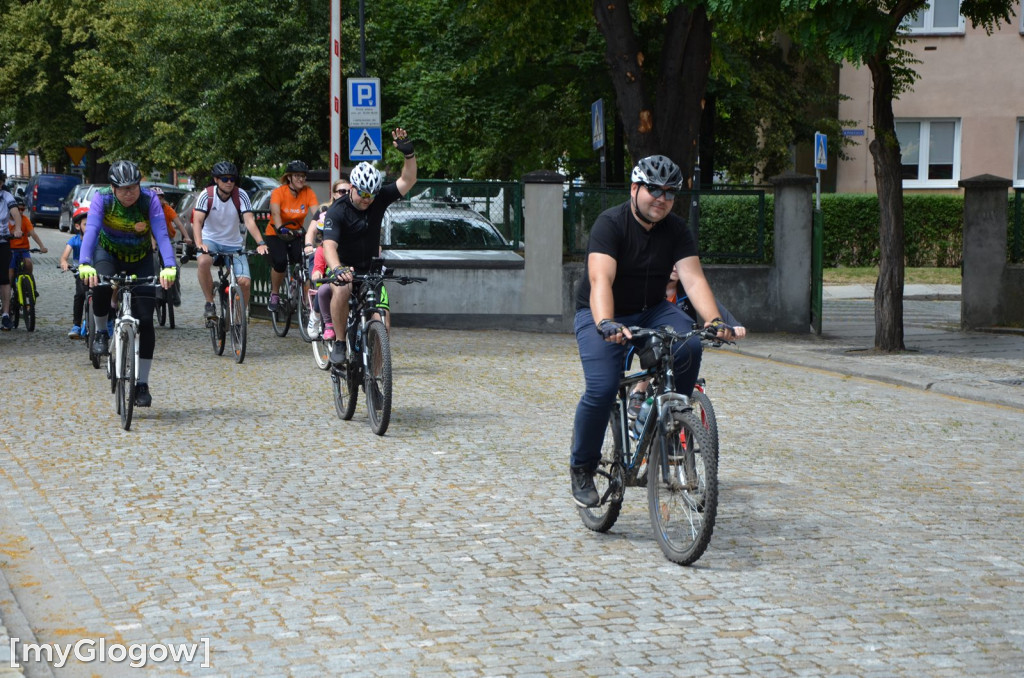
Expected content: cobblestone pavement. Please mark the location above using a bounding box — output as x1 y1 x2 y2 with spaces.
0 246 1022 676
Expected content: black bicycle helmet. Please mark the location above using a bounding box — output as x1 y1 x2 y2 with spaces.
285 160 309 174
212 161 238 177
108 160 142 187
14 196 25 209
630 155 683 189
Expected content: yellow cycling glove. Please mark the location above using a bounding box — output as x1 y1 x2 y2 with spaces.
77 264 96 280
159 267 177 283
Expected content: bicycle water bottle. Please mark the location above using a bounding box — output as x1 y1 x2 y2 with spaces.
632 397 654 438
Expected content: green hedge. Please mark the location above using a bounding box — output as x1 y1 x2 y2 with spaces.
699 193 1019 267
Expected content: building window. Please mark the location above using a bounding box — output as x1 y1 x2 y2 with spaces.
902 0 965 34
895 119 961 188
1016 120 1024 186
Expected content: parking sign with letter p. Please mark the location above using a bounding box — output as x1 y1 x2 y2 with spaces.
347 77 381 128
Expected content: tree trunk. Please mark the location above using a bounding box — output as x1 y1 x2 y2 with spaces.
867 52 906 352
593 1 712 182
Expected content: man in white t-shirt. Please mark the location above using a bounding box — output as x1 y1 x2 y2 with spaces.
192 162 269 318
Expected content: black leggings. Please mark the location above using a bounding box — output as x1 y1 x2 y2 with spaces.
0 241 10 285
91 249 158 360
266 234 304 273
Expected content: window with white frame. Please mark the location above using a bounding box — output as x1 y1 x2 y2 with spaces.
1016 119 1024 186
895 119 961 187
902 0 965 34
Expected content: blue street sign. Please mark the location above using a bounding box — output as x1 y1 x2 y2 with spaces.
814 132 828 171
347 78 381 128
592 99 605 150
349 128 383 161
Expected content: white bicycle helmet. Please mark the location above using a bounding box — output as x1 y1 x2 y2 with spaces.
350 162 383 195
630 155 683 189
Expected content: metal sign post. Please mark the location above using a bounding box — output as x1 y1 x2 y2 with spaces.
592 99 605 188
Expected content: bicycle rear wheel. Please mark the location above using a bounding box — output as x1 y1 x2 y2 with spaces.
363 319 393 436
647 409 717 566
229 286 247 363
156 298 167 326
578 408 625 533
331 362 358 420
117 325 137 430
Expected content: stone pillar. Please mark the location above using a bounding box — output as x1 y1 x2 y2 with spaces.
959 174 1011 329
521 170 565 315
769 171 815 333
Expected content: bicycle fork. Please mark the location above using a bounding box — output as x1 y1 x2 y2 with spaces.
654 392 700 491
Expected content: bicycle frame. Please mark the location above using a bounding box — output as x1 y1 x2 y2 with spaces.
111 283 143 383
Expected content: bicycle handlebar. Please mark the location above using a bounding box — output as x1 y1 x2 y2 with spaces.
321 269 427 287
178 244 258 265
627 324 736 347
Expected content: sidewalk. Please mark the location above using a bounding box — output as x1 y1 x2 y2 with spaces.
737 284 1024 410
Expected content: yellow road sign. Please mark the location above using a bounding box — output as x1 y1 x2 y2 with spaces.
65 146 87 165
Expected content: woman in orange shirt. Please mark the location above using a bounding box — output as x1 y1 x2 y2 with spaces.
266 160 317 312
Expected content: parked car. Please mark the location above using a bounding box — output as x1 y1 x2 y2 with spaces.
58 183 104 232
141 181 189 208
25 173 82 228
240 176 278 194
4 176 29 199
380 201 523 264
248 188 272 213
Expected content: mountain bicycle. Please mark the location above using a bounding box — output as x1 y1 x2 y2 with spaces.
7 248 41 331
323 260 426 436
578 325 732 566
182 246 252 363
270 259 311 339
100 273 158 431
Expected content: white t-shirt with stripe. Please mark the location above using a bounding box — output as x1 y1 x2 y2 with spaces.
195 188 253 247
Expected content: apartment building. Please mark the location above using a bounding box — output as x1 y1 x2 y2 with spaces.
836 1 1024 193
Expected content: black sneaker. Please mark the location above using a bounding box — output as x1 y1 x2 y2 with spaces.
627 391 645 419
0 315 11 331
329 341 347 365
134 383 152 407
92 332 109 357
204 302 217 319
570 466 600 508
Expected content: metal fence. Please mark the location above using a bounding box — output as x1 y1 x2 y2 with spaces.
564 184 770 264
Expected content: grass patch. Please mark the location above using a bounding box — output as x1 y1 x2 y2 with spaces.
823 267 961 285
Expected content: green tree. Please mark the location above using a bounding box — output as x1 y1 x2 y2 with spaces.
786 0 1015 351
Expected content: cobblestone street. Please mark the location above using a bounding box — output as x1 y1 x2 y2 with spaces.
0 254 1022 676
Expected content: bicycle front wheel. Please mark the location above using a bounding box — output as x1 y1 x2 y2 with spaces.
364 319 393 436
156 298 167 326
117 325 137 430
20 277 35 332
85 295 99 369
213 292 227 356
647 409 718 566
691 386 719 461
270 302 291 337
578 408 625 533
229 286 247 364
332 362 358 420
297 294 313 342
312 338 331 370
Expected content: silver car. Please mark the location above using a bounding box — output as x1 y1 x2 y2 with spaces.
380 202 522 263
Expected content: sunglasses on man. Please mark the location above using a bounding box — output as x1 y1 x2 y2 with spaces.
644 184 677 200
354 188 376 200
216 176 237 183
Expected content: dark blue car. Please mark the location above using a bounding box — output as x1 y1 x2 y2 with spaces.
25 173 82 228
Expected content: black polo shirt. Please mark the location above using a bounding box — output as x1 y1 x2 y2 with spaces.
575 201 697 315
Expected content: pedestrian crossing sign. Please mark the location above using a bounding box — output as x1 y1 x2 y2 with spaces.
814 132 827 171
349 128 383 161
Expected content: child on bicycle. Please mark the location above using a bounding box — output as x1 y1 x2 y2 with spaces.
59 206 89 339
8 197 48 287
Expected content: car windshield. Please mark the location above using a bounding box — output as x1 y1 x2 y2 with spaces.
388 212 508 249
